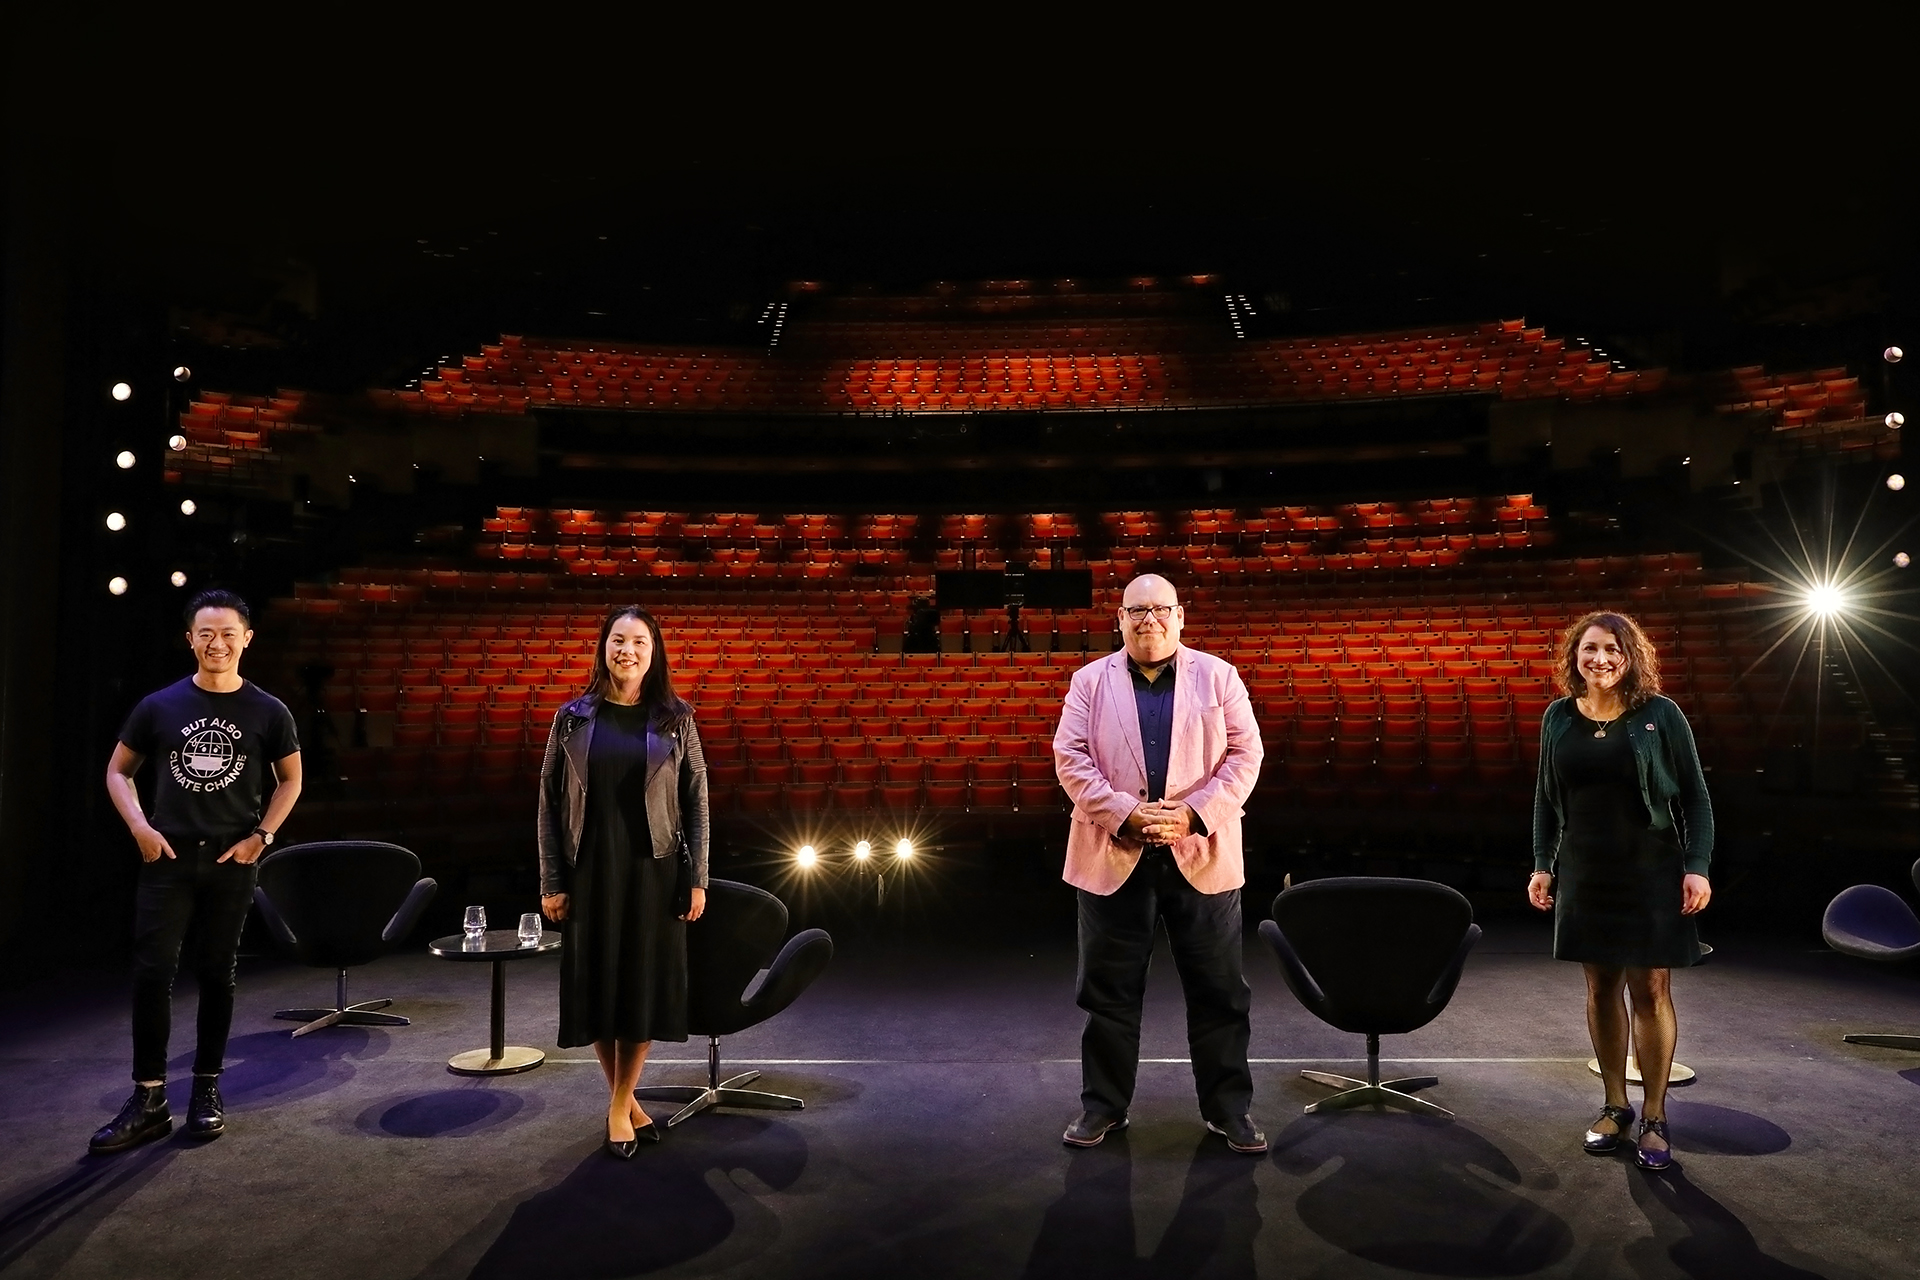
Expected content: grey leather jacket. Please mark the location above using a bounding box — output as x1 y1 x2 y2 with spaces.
536 695 710 897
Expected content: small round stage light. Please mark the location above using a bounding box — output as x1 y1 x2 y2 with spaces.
110 382 132 402
172 366 192 382
107 576 128 596
1889 474 1907 492
169 433 188 451
170 570 188 587
795 844 818 869
1893 552 1911 569
115 450 135 469
1806 583 1846 616
180 499 197 515
895 838 915 860
1885 346 1904 364
105 512 126 531
1889 412 1906 429
852 840 872 861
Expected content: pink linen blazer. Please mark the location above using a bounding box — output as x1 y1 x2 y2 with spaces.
1052 644 1264 896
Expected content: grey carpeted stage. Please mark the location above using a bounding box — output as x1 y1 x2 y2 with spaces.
3 910 1915 1279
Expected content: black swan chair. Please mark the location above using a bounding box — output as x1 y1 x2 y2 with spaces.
252 841 438 1037
1259 876 1481 1118
635 879 834 1127
1821 856 1920 1051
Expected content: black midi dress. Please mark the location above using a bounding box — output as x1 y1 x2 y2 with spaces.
556 701 688 1047
1550 710 1699 969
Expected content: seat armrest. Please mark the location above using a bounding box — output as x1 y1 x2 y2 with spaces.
252 886 298 949
1258 919 1328 1012
1425 922 1482 1009
382 878 439 945
740 929 833 1024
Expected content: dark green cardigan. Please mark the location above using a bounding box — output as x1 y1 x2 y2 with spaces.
1531 694 1714 877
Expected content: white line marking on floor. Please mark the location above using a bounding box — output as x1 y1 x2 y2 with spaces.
543 1056 1592 1066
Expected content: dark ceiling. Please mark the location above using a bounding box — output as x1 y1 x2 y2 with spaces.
16 15 1914 396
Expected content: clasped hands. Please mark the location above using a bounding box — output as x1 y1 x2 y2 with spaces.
1527 871 1711 915
1125 800 1197 846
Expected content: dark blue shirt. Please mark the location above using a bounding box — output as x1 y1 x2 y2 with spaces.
1128 656 1176 803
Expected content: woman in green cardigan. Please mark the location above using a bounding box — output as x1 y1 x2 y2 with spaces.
1527 611 1713 1173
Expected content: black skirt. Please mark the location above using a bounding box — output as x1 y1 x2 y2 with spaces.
556 702 688 1046
1551 719 1699 969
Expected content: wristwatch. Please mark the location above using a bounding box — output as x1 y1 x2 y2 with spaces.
251 827 275 846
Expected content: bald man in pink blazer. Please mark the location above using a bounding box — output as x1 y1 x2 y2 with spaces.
1052 574 1266 1152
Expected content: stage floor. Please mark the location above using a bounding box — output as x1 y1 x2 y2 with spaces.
2 916 1915 1279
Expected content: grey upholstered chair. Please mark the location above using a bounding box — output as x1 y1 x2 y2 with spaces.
1820 857 1920 1051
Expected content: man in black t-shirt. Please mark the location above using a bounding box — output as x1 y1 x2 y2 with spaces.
93 590 302 1154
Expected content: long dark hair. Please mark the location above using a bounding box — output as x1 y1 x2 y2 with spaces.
1554 610 1663 710
583 605 693 728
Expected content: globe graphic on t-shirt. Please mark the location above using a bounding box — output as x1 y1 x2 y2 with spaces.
183 729 236 779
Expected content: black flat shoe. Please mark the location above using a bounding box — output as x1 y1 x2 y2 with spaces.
633 1117 662 1144
1583 1104 1635 1154
604 1121 637 1160
1635 1117 1673 1172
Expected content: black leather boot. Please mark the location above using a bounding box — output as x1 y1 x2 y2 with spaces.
89 1084 171 1155
186 1076 225 1140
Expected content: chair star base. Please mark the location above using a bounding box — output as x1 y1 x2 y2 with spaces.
635 1068 806 1128
1842 1033 1920 1050
1301 1069 1452 1118
275 997 410 1038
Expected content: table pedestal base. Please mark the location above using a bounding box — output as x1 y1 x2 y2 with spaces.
1587 1056 1696 1085
449 1046 545 1076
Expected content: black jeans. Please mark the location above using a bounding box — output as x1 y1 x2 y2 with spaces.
1075 847 1254 1123
130 834 259 1083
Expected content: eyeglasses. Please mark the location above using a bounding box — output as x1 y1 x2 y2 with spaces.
1122 604 1176 622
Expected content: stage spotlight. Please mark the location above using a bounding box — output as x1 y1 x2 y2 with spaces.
115 451 135 469
1806 582 1847 616
1888 413 1905 429
895 838 914 860
172 365 192 382
170 570 188 587
795 844 818 869
107 576 128 596
180 499 197 515
1885 346 1904 364
110 382 132 402
1894 552 1910 569
105 512 126 531
168 433 188 450
1889 474 1907 492
852 840 872 861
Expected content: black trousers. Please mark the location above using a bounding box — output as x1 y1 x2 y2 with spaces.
130 834 259 1083
1076 848 1254 1122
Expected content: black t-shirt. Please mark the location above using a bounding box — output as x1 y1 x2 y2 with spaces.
118 678 301 839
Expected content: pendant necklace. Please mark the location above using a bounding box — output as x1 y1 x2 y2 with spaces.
1587 707 1624 738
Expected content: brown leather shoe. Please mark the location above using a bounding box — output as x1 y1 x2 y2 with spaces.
1062 1112 1128 1147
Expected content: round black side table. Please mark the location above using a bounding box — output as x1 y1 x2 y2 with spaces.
428 929 561 1075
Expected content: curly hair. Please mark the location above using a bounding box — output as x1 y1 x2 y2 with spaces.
1553 610 1662 709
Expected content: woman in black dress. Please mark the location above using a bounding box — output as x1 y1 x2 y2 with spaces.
538 605 708 1157
1528 611 1713 1172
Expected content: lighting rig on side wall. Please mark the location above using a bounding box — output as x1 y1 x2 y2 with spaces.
99 364 200 606
1705 342 1915 742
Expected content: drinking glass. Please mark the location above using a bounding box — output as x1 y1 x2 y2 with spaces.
464 905 487 940
518 912 544 947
